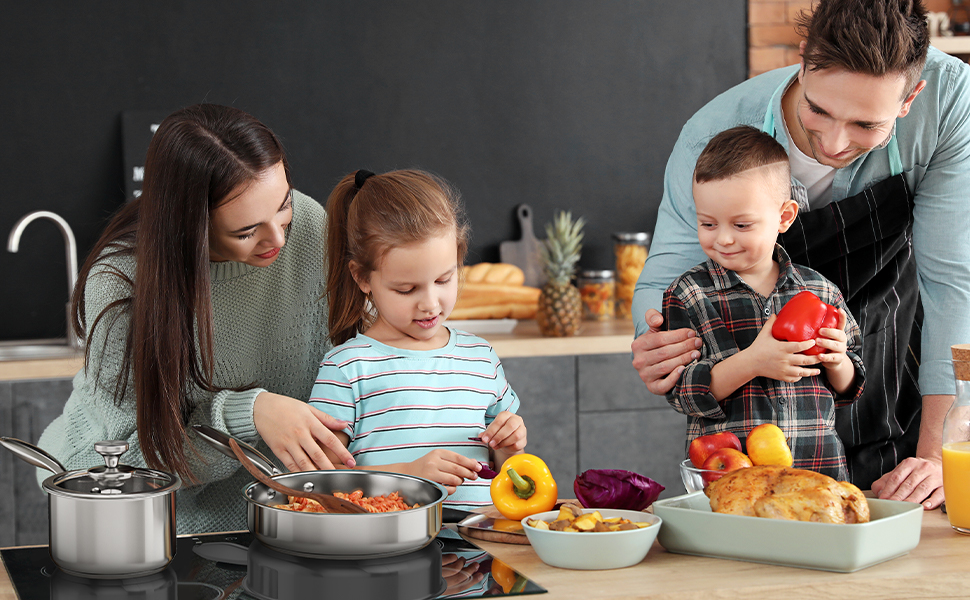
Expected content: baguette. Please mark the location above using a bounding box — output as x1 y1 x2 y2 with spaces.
456 282 541 308
450 303 537 320
462 263 525 286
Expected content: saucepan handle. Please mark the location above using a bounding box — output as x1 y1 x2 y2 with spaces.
0 436 66 474
192 424 281 477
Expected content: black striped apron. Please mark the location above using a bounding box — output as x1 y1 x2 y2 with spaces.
764 86 922 489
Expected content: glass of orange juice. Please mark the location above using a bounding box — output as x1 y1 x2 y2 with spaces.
943 344 970 534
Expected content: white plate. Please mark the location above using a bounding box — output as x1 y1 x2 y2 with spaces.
448 319 519 334
652 491 923 572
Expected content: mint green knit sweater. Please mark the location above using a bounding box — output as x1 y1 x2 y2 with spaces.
36 192 330 535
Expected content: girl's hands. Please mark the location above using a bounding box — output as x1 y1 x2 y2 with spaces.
744 315 821 383
480 411 527 453
407 449 483 495
812 308 850 370
253 392 356 472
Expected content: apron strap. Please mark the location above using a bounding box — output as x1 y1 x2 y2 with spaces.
762 78 902 177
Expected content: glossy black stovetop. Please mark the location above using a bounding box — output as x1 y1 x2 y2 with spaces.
1 529 545 600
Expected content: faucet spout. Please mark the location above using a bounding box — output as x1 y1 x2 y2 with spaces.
7 211 81 348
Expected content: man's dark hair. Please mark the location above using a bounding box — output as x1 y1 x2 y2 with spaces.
796 0 929 95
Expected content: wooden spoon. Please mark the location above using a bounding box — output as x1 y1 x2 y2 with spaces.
229 438 366 514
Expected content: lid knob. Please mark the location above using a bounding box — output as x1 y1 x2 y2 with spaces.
94 440 128 469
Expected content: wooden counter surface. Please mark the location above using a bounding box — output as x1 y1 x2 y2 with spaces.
464 508 966 600
0 508 965 599
0 319 636 381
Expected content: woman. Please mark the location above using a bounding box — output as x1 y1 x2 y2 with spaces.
37 104 353 534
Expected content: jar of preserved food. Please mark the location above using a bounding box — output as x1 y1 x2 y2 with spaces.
612 232 651 319
943 344 970 534
577 270 615 321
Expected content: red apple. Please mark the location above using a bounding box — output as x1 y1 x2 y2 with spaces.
688 431 742 468
700 448 753 484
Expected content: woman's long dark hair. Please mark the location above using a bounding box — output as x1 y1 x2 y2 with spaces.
72 104 290 482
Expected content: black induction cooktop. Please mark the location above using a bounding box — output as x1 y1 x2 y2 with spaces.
1 529 546 600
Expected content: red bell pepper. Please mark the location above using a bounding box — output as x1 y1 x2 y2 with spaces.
771 291 839 356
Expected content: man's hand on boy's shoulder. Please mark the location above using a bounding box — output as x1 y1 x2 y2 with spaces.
631 309 702 395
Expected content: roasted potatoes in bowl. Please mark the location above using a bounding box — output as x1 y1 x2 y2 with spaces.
521 506 662 570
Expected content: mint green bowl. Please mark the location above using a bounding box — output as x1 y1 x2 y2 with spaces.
521 508 662 570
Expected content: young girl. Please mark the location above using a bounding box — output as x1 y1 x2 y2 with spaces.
309 169 527 509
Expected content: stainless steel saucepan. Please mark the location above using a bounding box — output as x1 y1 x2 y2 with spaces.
192 425 448 560
0 437 181 579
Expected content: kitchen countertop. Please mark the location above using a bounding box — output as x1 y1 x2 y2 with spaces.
0 507 964 599
464 507 965 599
0 319 636 381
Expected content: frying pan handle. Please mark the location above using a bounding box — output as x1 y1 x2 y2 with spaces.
0 436 66 474
192 424 281 477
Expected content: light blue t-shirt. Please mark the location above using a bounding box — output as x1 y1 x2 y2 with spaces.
309 328 520 510
633 48 970 396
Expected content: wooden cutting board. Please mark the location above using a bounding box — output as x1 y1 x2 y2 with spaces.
499 204 544 288
458 505 532 545
458 501 582 545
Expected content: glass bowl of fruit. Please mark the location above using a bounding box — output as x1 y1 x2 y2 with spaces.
679 459 721 493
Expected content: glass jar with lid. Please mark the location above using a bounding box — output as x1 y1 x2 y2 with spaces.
613 232 651 319
943 344 970 533
577 270 615 321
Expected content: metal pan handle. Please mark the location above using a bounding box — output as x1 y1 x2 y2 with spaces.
0 436 67 474
191 424 281 477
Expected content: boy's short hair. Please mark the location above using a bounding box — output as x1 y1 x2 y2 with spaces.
795 0 928 97
694 125 790 185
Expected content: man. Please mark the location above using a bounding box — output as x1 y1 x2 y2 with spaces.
631 0 970 510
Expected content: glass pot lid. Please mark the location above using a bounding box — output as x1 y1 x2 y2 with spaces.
44 440 181 498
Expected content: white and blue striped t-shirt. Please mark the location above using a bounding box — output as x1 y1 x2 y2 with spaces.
309 328 520 510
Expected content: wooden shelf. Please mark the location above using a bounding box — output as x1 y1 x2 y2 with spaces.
931 36 970 55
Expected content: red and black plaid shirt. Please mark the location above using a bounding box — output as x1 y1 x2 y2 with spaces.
663 245 865 481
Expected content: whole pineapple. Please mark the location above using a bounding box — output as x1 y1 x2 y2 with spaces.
536 211 585 337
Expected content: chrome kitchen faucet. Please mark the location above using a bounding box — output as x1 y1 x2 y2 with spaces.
7 211 82 349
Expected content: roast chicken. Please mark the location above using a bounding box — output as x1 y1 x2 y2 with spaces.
704 465 870 524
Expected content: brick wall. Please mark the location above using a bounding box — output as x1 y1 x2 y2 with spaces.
748 0 952 77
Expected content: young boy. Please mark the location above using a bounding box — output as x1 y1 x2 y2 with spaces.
663 125 865 481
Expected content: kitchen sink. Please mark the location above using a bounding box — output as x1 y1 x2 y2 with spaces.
0 339 82 361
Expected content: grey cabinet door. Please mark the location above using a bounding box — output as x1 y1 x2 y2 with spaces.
0 378 73 547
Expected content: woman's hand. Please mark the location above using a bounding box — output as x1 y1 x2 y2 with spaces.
631 309 702 395
481 412 527 453
406 449 482 495
253 392 356 471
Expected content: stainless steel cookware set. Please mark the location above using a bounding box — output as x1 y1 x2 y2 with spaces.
0 437 180 578
2 425 451 578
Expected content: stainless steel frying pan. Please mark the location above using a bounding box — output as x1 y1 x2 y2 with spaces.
193 425 448 559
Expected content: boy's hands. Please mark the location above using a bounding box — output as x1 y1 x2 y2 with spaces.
480 411 527 453
744 315 821 382
812 308 850 370
407 450 482 495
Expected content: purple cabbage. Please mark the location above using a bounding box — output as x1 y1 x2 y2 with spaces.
573 469 665 510
478 462 499 479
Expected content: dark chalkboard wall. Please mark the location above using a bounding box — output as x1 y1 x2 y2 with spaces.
0 1 746 341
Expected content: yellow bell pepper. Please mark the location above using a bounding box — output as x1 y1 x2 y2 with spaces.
489 454 558 520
